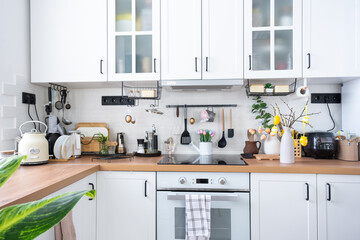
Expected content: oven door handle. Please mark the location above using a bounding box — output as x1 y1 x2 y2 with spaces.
167 193 239 202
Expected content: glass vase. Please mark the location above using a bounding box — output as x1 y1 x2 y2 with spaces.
99 142 109 155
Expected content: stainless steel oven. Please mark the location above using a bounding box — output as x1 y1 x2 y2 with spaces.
157 172 250 240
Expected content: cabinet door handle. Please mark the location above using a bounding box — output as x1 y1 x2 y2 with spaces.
307 53 311 69
326 183 331 201
206 57 209 72
305 183 309 201
100 59 104 74
249 55 252 70
195 57 198 72
154 58 157 73
89 183 95 201
144 180 148 197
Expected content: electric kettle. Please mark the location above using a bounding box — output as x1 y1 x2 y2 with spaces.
18 121 49 165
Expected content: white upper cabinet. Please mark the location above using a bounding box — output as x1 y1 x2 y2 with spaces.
161 0 202 80
244 0 302 79
303 0 360 78
251 173 317 240
202 0 244 80
108 0 161 81
317 174 360 240
30 0 107 83
161 0 243 81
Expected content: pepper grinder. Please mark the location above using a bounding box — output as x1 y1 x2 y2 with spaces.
115 133 126 154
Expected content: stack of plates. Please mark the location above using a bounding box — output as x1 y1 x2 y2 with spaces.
53 135 76 159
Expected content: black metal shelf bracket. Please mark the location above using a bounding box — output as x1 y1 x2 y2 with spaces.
245 79 297 97
166 104 237 108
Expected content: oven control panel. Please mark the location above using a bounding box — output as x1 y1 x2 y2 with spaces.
157 172 249 191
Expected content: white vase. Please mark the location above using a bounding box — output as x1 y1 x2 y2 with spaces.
280 127 295 164
199 142 213 155
264 135 281 155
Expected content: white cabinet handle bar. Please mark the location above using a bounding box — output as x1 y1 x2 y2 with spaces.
167 193 239 202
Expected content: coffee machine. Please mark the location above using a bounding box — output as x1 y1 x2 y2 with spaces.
115 133 126 154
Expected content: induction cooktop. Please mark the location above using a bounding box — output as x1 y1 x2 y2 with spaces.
157 154 247 165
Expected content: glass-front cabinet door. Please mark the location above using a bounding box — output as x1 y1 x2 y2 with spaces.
108 0 160 81
244 0 302 79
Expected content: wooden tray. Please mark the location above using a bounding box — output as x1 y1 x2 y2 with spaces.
254 154 280 161
134 151 162 157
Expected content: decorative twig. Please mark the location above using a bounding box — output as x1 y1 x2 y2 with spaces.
271 98 320 129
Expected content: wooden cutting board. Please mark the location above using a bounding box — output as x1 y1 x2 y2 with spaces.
254 154 280 161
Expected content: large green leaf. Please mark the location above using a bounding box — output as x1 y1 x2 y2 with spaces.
0 189 96 240
0 155 26 189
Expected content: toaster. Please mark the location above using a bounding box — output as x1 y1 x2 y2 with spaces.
303 132 336 159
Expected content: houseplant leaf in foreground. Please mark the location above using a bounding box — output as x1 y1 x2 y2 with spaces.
0 155 26 188
0 189 96 240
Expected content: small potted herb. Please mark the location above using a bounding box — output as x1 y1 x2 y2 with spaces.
265 83 273 93
96 133 109 155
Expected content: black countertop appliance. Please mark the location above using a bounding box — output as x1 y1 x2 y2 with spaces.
303 132 336 159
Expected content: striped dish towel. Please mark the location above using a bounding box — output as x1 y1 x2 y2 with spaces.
185 194 211 240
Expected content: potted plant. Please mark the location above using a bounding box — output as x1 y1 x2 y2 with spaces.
191 129 216 155
0 155 95 239
265 83 273 93
96 132 109 155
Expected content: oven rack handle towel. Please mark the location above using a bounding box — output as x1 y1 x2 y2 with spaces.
185 194 211 240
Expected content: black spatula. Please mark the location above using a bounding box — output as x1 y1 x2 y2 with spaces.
228 109 234 138
181 105 191 145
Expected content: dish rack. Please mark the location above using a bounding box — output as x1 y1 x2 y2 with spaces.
49 144 75 162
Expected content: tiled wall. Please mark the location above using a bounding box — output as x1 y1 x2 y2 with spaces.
65 83 342 154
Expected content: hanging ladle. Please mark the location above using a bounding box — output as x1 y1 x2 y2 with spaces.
218 109 227 148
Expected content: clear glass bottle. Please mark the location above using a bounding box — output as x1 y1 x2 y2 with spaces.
137 139 145 154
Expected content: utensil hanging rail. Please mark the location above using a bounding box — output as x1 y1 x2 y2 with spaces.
49 83 68 92
166 104 237 108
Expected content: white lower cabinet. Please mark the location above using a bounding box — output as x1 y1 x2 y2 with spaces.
97 171 156 240
251 173 317 240
317 174 360 240
36 173 97 240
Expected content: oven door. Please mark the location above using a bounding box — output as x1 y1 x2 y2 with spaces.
157 191 250 240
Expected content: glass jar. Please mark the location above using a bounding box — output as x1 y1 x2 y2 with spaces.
0 150 15 160
137 139 145 154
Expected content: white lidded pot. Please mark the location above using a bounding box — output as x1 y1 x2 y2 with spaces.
18 121 49 165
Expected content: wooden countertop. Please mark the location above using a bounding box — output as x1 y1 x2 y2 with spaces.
1 155 360 209
61 155 360 175
0 164 99 209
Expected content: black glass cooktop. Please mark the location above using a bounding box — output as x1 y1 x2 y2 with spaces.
157 154 247 165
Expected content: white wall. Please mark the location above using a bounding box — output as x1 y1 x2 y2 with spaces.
0 0 47 151
66 83 342 154
342 79 360 135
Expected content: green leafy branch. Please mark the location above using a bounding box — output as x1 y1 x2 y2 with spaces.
0 155 96 239
251 96 274 129
95 132 108 143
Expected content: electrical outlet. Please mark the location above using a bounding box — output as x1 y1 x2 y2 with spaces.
22 92 36 104
311 93 341 104
102 96 135 106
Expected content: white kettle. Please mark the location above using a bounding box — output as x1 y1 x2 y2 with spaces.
18 121 49 165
